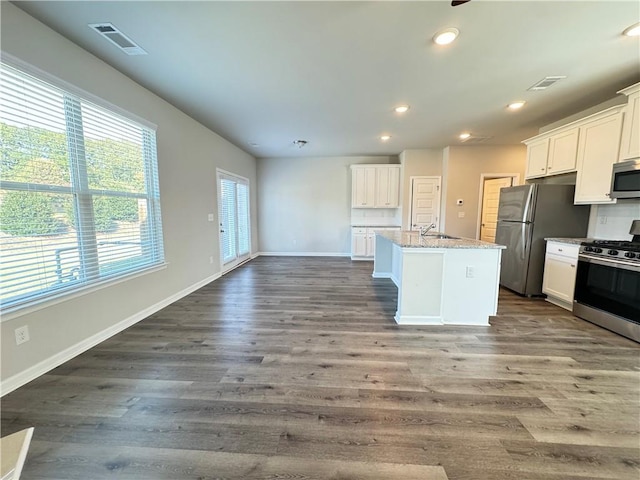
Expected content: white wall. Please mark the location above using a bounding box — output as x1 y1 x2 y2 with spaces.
399 149 443 230
1 4 258 389
258 155 396 254
443 145 527 239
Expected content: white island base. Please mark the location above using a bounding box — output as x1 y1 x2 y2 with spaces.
373 232 504 326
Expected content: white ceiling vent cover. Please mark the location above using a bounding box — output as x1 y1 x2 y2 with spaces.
528 76 567 91
89 23 147 55
460 135 492 144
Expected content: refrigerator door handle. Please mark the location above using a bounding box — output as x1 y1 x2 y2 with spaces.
521 223 528 260
522 187 534 223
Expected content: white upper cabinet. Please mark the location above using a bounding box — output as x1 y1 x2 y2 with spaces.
351 165 401 208
351 166 376 207
375 165 401 208
618 83 640 161
547 128 579 175
525 138 549 178
574 107 624 204
524 126 578 179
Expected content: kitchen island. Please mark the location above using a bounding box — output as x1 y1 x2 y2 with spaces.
373 230 505 325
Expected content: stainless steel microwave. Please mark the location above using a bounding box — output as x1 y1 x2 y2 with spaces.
610 159 640 199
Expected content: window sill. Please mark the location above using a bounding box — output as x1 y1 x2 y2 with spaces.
0 262 168 322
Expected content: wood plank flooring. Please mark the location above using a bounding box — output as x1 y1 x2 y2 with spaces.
2 256 639 479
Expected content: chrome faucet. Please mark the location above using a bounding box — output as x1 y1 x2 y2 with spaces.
419 223 437 236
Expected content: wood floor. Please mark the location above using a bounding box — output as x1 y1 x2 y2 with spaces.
2 256 639 479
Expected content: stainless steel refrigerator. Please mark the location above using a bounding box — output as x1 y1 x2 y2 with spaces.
495 184 589 296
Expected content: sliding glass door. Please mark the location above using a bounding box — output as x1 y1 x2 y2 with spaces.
218 170 250 271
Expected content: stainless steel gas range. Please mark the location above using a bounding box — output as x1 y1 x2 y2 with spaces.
573 221 640 343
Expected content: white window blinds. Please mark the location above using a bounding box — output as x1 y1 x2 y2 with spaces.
0 61 164 312
218 172 250 266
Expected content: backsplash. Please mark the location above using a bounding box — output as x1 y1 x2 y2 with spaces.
351 208 401 226
588 201 640 240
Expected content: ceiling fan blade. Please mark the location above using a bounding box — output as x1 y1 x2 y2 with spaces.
451 0 471 6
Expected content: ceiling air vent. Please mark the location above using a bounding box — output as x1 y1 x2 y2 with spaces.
460 135 492 144
527 76 566 91
88 23 147 55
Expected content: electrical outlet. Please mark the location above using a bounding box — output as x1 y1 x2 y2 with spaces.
208 213 214 222
599 216 607 225
466 266 475 278
15 325 30 345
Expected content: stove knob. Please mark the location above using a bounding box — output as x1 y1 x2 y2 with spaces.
608 249 619 256
594 248 603 253
624 252 636 259
584 246 593 252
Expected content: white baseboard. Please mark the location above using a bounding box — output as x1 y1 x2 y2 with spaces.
258 252 350 257
1 271 222 396
394 313 444 325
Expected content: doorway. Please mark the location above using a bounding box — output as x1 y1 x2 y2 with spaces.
409 176 441 231
217 169 251 273
478 174 519 242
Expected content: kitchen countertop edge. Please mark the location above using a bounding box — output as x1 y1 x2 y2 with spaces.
545 237 592 245
375 230 505 249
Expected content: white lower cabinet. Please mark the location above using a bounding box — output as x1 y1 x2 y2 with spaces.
542 241 579 311
351 227 399 260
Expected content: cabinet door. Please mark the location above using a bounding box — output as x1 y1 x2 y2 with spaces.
375 166 400 208
619 91 640 161
365 231 375 257
525 139 549 179
352 167 376 207
547 128 579 175
351 232 368 256
542 254 577 303
574 112 623 204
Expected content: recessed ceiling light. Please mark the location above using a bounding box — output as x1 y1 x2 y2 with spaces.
623 22 640 37
459 132 471 140
433 28 459 46
507 101 526 110
380 135 391 141
394 105 410 113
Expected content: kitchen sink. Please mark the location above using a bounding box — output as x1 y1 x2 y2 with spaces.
424 234 460 240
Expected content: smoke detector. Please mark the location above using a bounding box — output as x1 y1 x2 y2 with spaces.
89 23 147 55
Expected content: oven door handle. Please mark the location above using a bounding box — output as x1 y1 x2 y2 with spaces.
578 254 640 272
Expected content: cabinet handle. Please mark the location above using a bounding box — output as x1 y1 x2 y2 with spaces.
570 264 575 268
558 248 563 252
541 168 545 171
605 193 610 197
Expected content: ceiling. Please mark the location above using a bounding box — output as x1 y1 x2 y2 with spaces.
12 1 640 158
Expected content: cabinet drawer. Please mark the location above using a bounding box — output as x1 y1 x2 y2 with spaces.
546 242 579 258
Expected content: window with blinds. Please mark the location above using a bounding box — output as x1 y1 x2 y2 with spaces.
0 61 164 312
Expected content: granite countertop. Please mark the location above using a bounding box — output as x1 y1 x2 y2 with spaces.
545 237 592 245
375 230 506 249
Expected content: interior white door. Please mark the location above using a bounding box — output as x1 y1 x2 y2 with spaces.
410 177 441 231
480 177 513 242
218 171 251 272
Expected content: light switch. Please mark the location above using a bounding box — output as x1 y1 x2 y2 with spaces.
208 213 214 222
